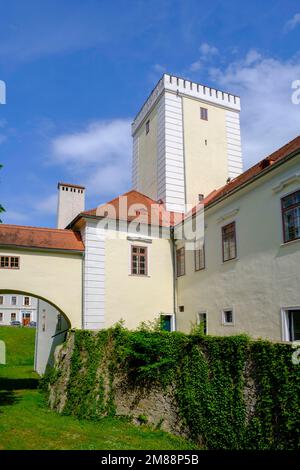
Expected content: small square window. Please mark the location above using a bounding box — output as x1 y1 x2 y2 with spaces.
223 309 234 325
179 305 184 312
146 120 150 135
200 107 208 120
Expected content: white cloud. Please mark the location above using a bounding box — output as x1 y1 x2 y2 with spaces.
153 64 166 73
199 42 219 57
51 119 132 198
284 13 300 32
209 51 300 167
189 43 218 72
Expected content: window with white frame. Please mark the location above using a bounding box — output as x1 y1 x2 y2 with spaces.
0 296 3 305
11 296 17 306
11 313 16 321
131 246 148 276
23 296 30 306
283 309 300 341
281 190 300 243
0 256 20 269
0 313 3 322
222 222 237 262
222 309 234 325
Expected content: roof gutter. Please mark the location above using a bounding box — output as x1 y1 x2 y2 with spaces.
0 244 84 255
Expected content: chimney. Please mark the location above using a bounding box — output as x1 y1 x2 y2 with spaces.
57 182 85 229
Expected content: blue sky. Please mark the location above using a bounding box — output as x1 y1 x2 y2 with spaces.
0 0 300 227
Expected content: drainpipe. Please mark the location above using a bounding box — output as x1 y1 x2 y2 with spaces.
81 251 85 330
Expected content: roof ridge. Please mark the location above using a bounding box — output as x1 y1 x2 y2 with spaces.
0 224 74 233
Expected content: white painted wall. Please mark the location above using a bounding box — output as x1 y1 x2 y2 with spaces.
176 155 300 341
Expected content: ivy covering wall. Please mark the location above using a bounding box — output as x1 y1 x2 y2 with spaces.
44 326 300 450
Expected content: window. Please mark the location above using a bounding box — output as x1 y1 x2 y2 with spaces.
0 296 3 305
146 119 150 135
286 310 300 341
176 247 185 277
160 314 174 332
179 305 184 313
0 313 3 322
11 313 16 321
131 246 148 276
197 312 207 335
0 256 20 269
200 107 208 120
11 296 17 306
282 190 300 243
222 222 237 262
222 309 234 325
195 244 205 271
23 296 30 306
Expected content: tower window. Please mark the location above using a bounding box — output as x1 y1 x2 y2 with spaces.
200 107 208 120
146 120 150 135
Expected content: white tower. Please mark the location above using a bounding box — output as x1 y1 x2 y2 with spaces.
132 73 243 212
57 182 85 229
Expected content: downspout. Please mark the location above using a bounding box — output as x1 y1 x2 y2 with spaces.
170 226 177 330
81 251 85 330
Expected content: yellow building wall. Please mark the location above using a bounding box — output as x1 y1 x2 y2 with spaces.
104 232 174 329
0 248 83 328
176 156 300 341
182 97 229 207
135 104 159 201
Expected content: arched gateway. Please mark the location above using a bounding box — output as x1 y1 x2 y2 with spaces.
0 224 84 373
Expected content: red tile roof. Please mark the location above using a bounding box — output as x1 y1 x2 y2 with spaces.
80 190 184 227
202 135 300 209
0 224 84 252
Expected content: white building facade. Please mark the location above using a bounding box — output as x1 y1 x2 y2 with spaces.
0 294 37 325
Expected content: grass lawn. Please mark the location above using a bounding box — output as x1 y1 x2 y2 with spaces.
0 326 194 450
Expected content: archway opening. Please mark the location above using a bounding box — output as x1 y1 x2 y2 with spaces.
0 290 71 375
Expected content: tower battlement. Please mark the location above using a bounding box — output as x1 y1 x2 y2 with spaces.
132 73 241 135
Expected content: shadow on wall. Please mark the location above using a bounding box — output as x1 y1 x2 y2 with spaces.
35 299 70 376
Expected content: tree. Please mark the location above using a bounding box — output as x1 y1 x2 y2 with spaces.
0 164 5 223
